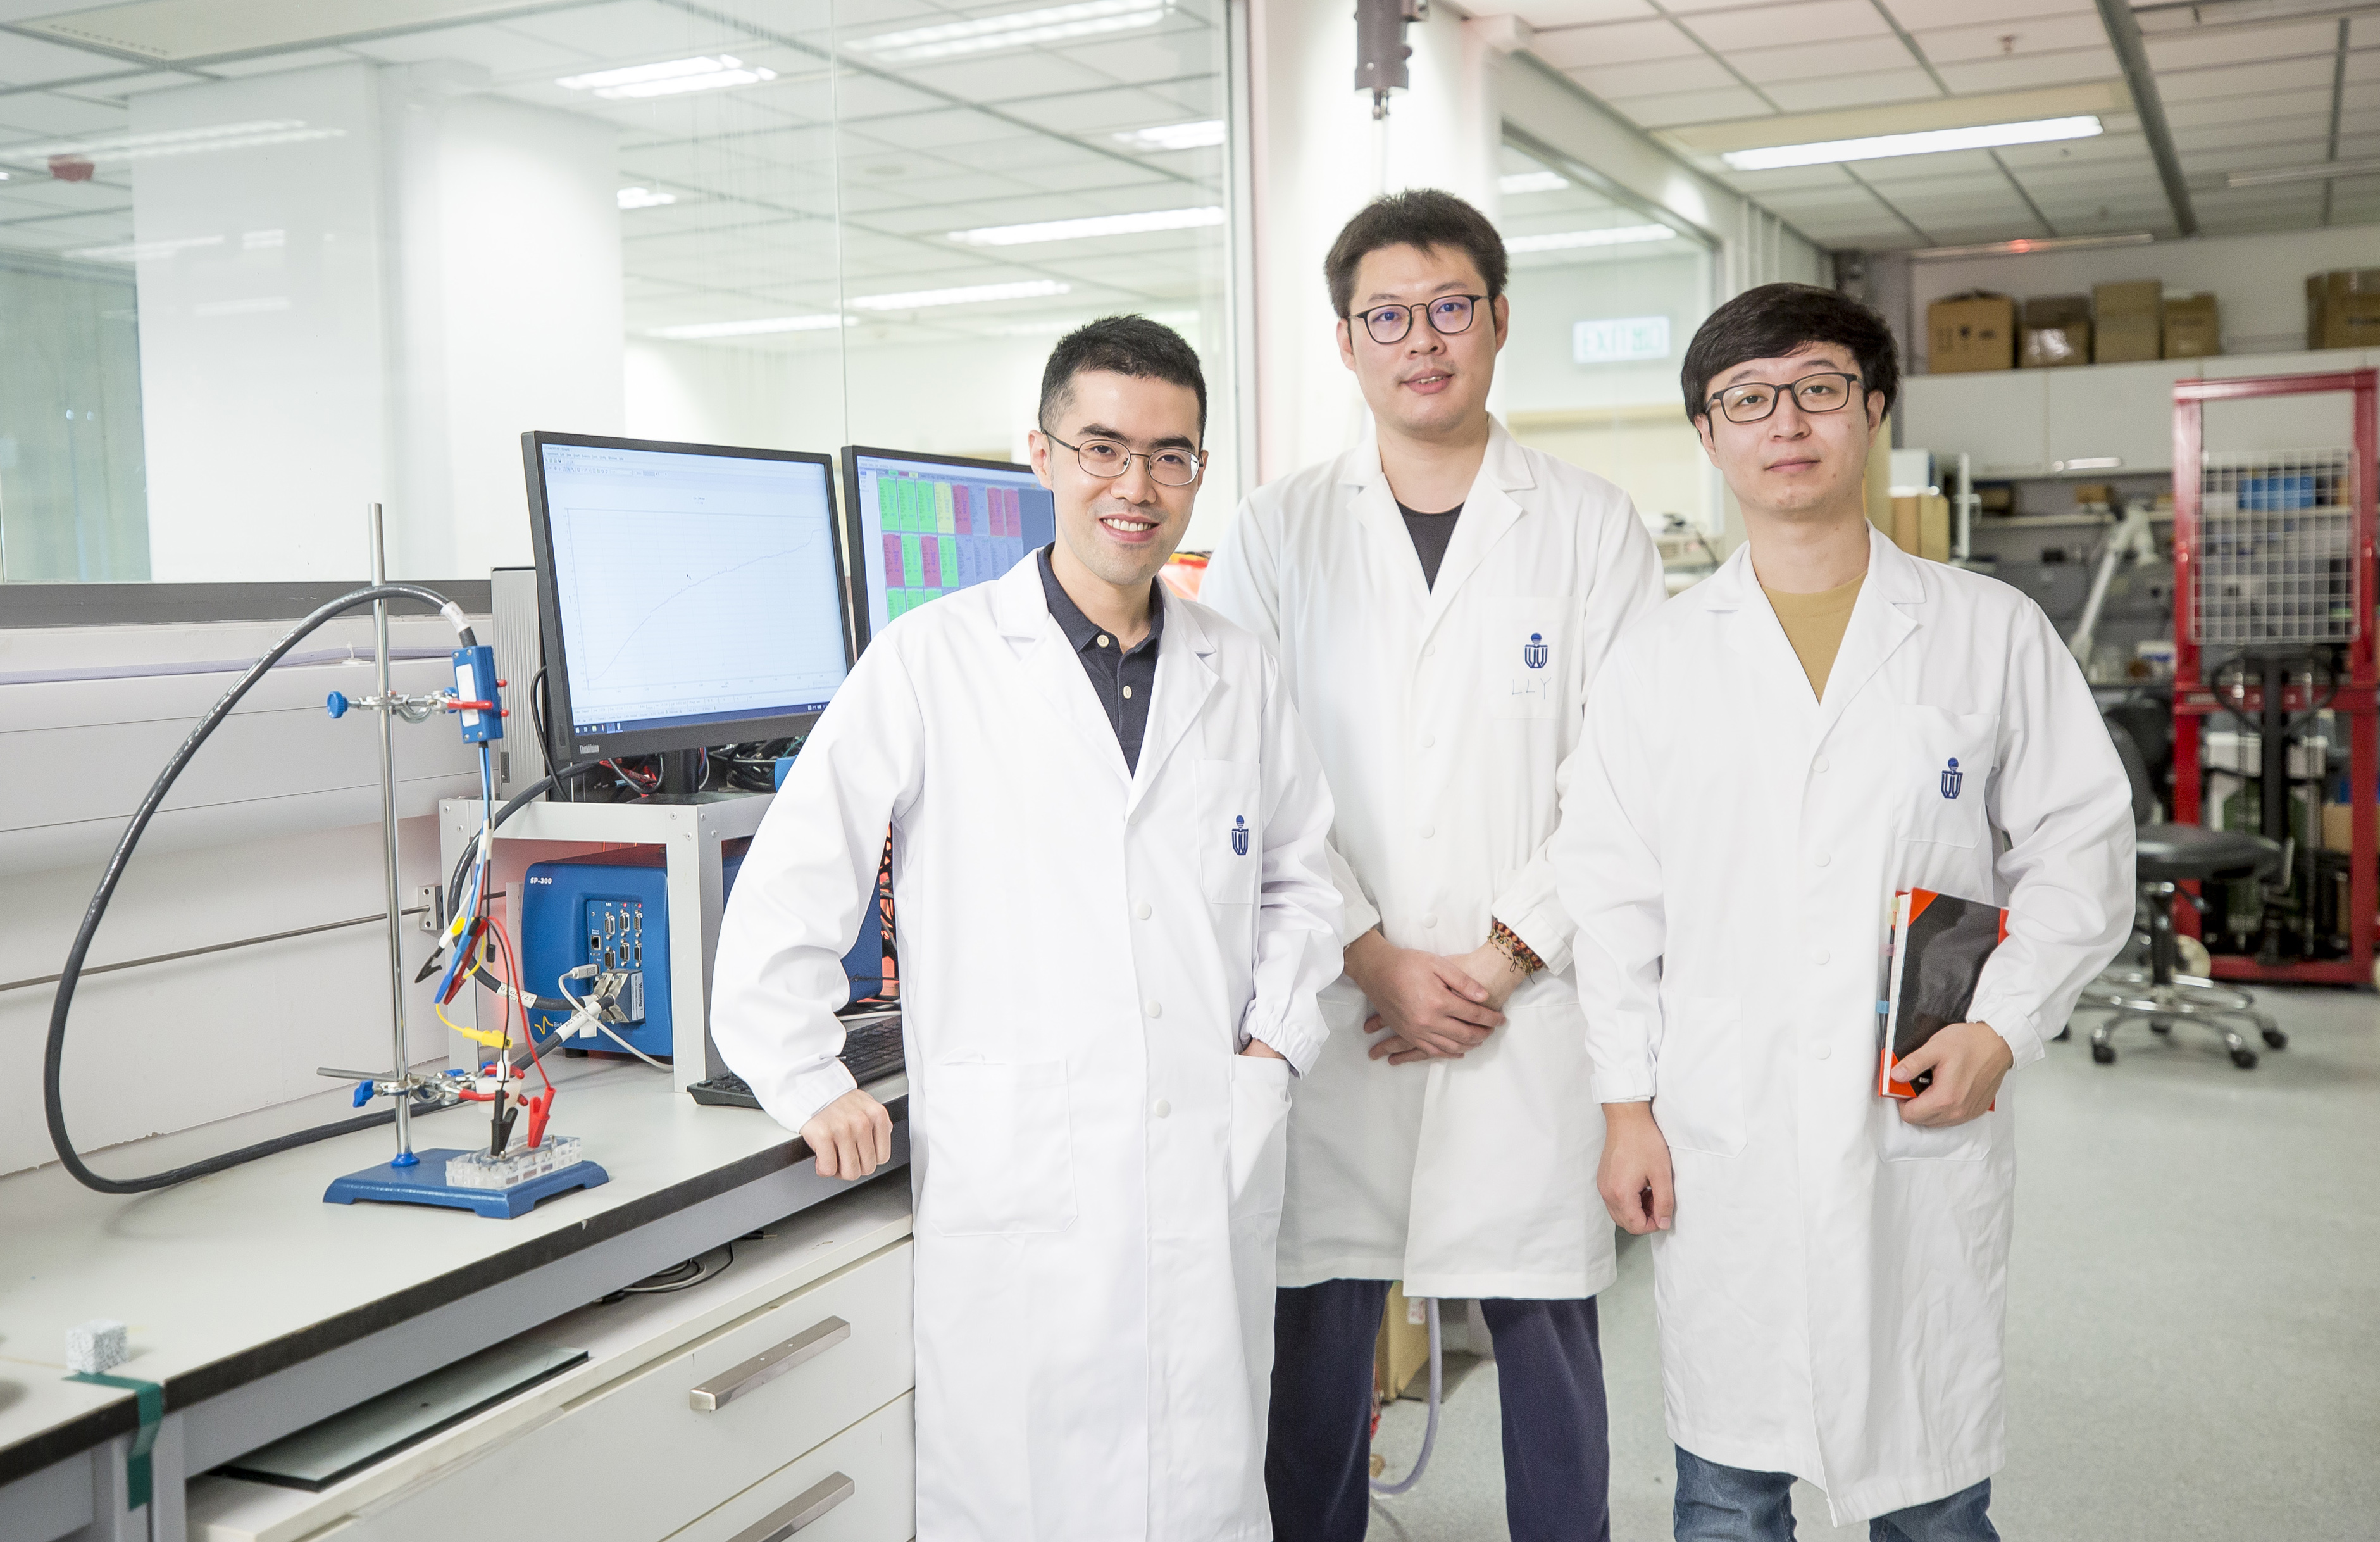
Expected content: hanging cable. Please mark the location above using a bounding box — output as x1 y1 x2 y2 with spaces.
1371 1298 1443 1497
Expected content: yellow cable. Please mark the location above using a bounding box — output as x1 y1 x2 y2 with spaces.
437 999 508 1050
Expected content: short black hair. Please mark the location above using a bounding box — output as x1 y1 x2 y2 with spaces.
1680 282 1900 425
1038 314 1207 439
1324 189 1508 318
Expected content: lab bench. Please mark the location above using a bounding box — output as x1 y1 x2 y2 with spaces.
0 1062 915 1542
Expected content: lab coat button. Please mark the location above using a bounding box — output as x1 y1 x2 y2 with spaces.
1814 755 1831 773
1812 949 1831 965
1422 734 1436 748
1419 824 1435 839
1423 913 1439 928
1145 1000 1162 1018
1152 1099 1170 1118
1422 643 1436 658
1134 901 1152 920
1815 853 1832 867
1805 1042 1831 1062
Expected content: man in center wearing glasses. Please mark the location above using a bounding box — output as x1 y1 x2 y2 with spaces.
1204 190 1664 1542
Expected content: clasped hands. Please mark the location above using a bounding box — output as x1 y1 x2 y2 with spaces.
1344 927 1528 1067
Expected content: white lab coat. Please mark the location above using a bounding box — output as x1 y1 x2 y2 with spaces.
1554 529 2134 1522
712 556 1344 1542
1202 419 1664 1298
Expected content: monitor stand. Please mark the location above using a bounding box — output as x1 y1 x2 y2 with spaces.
644 748 750 806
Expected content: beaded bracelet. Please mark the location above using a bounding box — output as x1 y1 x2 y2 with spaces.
1488 917 1545 976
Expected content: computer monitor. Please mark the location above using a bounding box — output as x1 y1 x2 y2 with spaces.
523 430 854 768
840 445 1059 651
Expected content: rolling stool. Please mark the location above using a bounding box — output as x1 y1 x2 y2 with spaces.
2075 721 2286 1069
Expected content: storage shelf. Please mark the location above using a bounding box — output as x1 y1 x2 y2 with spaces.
1975 512 2177 528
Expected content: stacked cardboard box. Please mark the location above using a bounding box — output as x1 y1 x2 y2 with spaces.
2021 294 2091 367
2164 293 2221 358
1926 292 2016 373
2307 270 2380 351
2093 280 2163 362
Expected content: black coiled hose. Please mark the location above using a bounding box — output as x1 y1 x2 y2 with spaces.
46 584 477 1194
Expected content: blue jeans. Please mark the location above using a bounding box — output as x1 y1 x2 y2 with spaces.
1673 1446 1998 1542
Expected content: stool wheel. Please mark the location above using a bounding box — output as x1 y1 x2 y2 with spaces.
2230 1048 2259 1070
2053 1025 2072 1043
2261 1027 2288 1049
2091 1043 2117 1065
2148 1017 2173 1034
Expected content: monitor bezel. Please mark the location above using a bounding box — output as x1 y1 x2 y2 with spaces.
522 429 854 770
838 443 1047 655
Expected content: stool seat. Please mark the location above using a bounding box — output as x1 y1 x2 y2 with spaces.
2134 822 2282 886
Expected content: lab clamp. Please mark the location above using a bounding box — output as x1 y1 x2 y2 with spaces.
317 505 611 1218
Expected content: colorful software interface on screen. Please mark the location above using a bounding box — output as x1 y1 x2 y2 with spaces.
855 453 1057 636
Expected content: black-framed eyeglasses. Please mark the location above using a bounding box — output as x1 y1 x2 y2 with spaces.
1039 425 1206 487
1347 293 1485 346
1705 371 1864 425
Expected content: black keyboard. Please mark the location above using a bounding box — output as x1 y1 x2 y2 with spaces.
688 1014 906 1110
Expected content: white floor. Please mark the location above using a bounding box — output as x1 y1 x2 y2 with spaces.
1364 987 2380 1541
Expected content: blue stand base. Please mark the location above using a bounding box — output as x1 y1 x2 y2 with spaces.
323 1150 609 1219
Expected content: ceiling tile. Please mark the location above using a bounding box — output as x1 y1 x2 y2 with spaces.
0 29 137 86
2157 56 2339 103
1679 1 1894 52
1595 82 1773 125
1883 0 2098 27
2144 19 2345 73
1729 33 1921 84
1757 66 1941 111
1505 0 1662 25
1907 13 2107 66
1929 47 2120 93
1530 17 1703 70
1568 53 1742 99
495 0 768 63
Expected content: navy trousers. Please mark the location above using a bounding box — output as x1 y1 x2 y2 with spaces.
1266 1279 1612 1542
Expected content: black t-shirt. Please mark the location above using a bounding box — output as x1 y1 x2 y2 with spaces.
1398 500 1464 589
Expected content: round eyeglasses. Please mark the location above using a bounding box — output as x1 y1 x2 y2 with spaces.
1705 371 1864 425
1347 293 1485 346
1040 426 1206 487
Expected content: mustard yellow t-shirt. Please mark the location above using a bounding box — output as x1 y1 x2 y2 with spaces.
1762 575 1864 700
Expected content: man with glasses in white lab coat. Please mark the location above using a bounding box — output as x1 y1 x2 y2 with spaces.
714 317 1345 1541
1557 284 2133 1541
1204 191 1664 1542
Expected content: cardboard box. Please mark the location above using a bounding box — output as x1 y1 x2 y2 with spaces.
1890 494 1951 562
2021 324 2091 367
2307 270 2380 351
1374 1282 1430 1401
2164 293 2221 358
2324 801 2355 854
1928 292 2015 373
2093 280 2164 362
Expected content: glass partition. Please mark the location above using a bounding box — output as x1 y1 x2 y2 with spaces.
0 0 1237 584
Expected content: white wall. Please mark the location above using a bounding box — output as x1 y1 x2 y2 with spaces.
1905 223 2380 366
1498 249 1712 415
134 64 392 582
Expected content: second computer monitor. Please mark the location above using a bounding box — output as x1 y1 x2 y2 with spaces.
842 446 1057 651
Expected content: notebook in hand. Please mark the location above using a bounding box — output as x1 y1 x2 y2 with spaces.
1879 888 2007 1100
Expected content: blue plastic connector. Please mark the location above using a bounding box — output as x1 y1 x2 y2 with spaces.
326 691 349 718
352 1080 375 1107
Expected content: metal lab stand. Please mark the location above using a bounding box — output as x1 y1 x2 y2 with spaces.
437 792 773 1091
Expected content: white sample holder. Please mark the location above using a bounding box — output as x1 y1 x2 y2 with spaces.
437 791 773 1093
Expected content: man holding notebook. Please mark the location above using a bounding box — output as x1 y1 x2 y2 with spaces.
1554 284 2133 1541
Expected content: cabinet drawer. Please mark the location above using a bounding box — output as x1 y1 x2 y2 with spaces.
335 1239 913 1542
668 1392 914 1542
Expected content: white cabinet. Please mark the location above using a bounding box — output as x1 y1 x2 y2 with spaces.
2044 359 2203 474
668 1393 916 1542
1896 370 2048 477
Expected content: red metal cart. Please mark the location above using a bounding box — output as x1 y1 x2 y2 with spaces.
2170 367 2378 986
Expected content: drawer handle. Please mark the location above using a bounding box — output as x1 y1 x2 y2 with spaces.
690 1316 852 1412
729 1472 854 1542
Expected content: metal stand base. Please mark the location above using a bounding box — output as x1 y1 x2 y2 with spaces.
323 1150 609 1219
2080 968 2284 1069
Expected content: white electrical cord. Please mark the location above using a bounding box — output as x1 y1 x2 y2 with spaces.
1371 1298 1443 1496
556 968 673 1072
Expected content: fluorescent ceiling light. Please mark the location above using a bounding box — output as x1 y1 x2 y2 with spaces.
1506 224 1677 253
0 119 343 165
987 306 1200 337
1722 115 2102 171
950 205 1222 246
1908 232 2154 260
851 0 1169 64
649 314 853 339
617 186 678 208
2226 156 2380 188
557 55 776 100
65 233 223 263
2135 0 2380 32
1113 119 1224 153
1500 170 1567 194
851 280 1072 310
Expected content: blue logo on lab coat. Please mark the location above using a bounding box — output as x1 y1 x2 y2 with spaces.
1523 632 1548 670
1231 815 1249 856
1941 757 1963 799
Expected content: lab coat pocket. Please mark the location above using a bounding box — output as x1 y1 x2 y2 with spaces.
1653 996 1745 1158
1899 706 1998 848
1879 1102 1991 1162
1227 1053 1292 1220
1198 758 1261 905
1488 603 1564 720
923 1060 1078 1236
